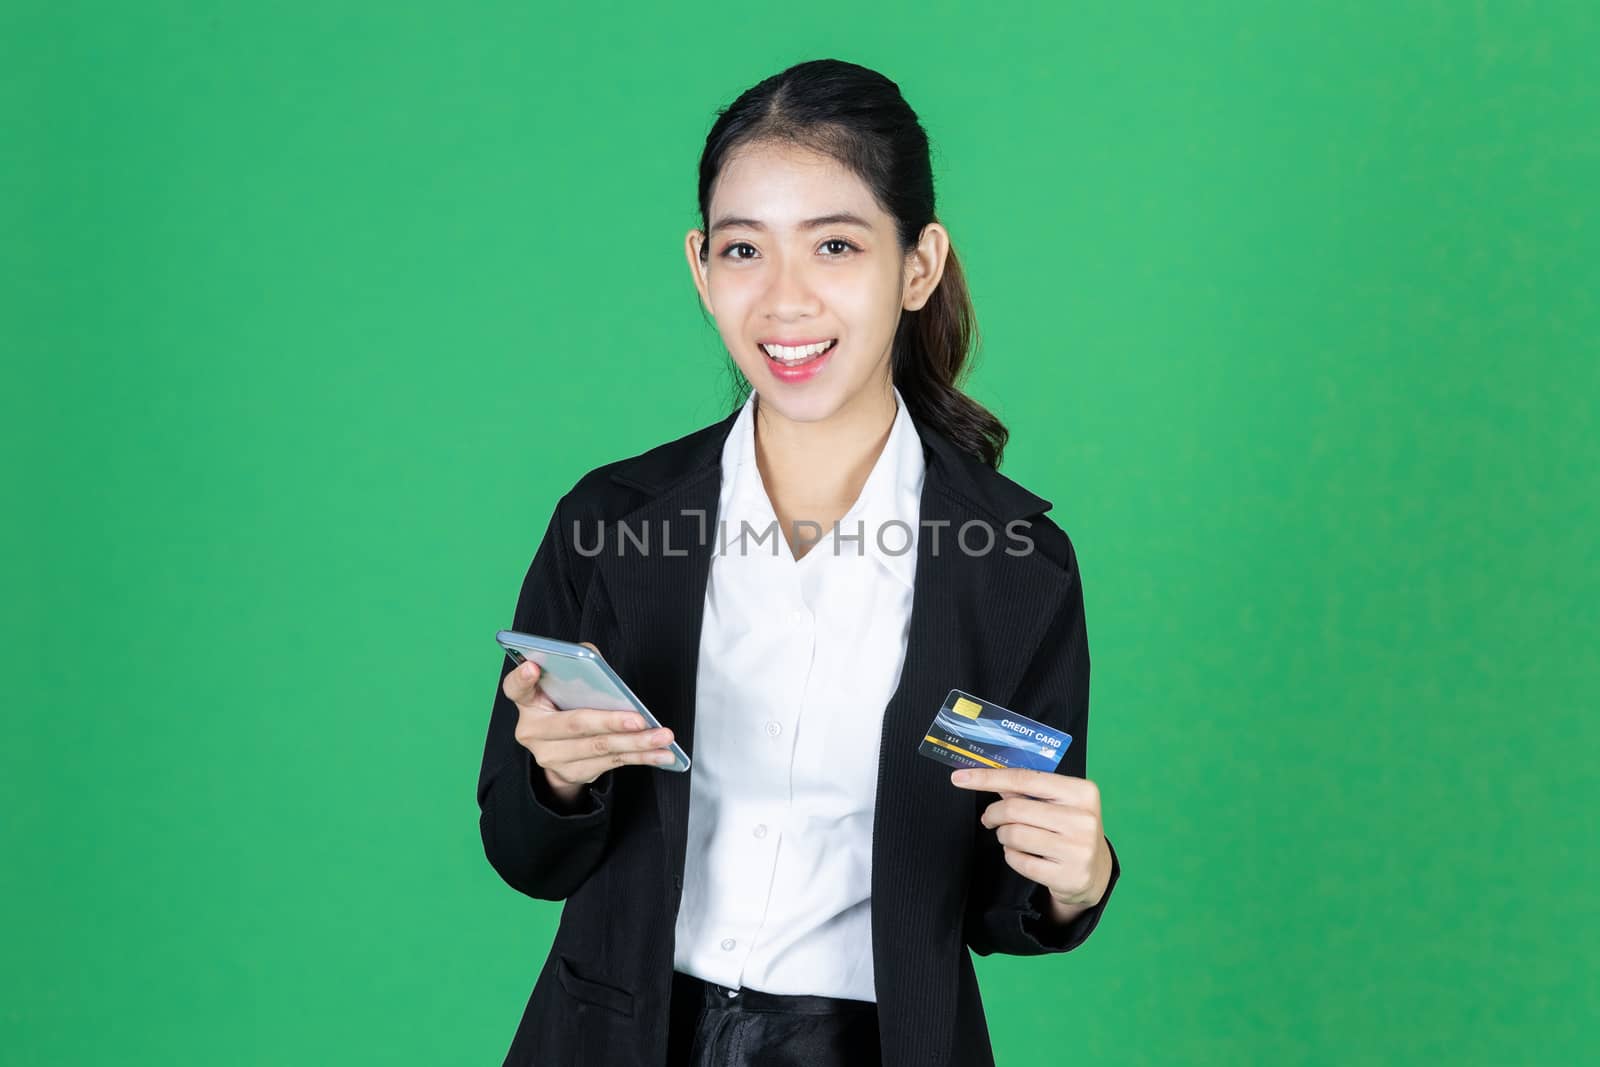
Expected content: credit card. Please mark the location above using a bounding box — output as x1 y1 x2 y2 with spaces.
917 688 1072 772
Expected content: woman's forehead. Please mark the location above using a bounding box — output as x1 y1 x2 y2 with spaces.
710 148 884 233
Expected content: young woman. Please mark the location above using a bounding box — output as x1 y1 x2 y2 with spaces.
477 58 1121 1067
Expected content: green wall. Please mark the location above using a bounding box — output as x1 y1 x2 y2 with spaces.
5 2 1594 1063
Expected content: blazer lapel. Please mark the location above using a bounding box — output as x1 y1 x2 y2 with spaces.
590 412 733 903
868 421 1071 1066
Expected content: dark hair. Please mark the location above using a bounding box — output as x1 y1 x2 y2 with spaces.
694 58 1010 469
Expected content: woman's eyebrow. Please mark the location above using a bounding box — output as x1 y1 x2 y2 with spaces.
710 211 874 234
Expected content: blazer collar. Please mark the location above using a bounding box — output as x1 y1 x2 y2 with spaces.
606 393 1054 524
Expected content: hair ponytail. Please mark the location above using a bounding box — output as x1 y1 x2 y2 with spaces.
891 233 1007 468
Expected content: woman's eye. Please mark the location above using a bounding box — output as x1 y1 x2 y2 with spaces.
719 239 858 260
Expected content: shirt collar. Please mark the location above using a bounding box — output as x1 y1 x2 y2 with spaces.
719 384 926 591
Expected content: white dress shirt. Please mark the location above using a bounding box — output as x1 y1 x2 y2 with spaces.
671 384 926 1002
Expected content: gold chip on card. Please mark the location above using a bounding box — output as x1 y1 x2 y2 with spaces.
951 696 984 719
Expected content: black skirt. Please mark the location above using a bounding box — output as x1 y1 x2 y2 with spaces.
666 969 882 1067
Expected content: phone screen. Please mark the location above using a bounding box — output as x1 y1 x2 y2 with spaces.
503 647 639 714
498 630 690 772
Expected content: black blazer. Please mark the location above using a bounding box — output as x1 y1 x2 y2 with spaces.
477 403 1122 1067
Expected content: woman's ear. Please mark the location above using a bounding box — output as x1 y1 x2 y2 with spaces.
684 228 715 317
902 221 950 312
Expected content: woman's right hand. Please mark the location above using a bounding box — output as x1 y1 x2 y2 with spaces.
501 641 678 808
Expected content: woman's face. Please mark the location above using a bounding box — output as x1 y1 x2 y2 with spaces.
686 140 948 426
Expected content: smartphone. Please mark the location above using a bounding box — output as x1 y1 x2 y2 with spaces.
494 629 690 773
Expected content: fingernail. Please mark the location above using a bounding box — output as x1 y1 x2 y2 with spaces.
521 662 536 676
952 770 972 784
631 717 646 730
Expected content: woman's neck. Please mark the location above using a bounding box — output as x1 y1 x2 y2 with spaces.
752 381 899 549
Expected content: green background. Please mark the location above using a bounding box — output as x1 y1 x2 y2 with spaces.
5 2 1595 1064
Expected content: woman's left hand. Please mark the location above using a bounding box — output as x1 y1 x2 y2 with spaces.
949 767 1113 914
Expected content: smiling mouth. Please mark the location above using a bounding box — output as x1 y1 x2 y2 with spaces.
760 338 838 365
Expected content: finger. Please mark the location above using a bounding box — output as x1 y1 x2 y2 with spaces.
982 796 1089 835
502 659 544 704
579 641 600 654
553 745 678 784
1001 845 1060 885
993 822 1067 862
951 766 1091 806
948 766 1067 799
522 706 654 741
537 726 676 767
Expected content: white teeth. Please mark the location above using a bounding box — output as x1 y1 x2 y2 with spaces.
761 340 835 362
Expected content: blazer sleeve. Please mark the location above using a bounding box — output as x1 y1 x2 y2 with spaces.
961 547 1122 957
476 492 620 901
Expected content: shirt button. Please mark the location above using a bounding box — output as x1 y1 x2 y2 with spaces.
765 720 782 737
720 938 736 951
753 823 767 838
789 608 809 625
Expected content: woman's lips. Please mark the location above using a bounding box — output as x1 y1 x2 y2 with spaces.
761 338 837 383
